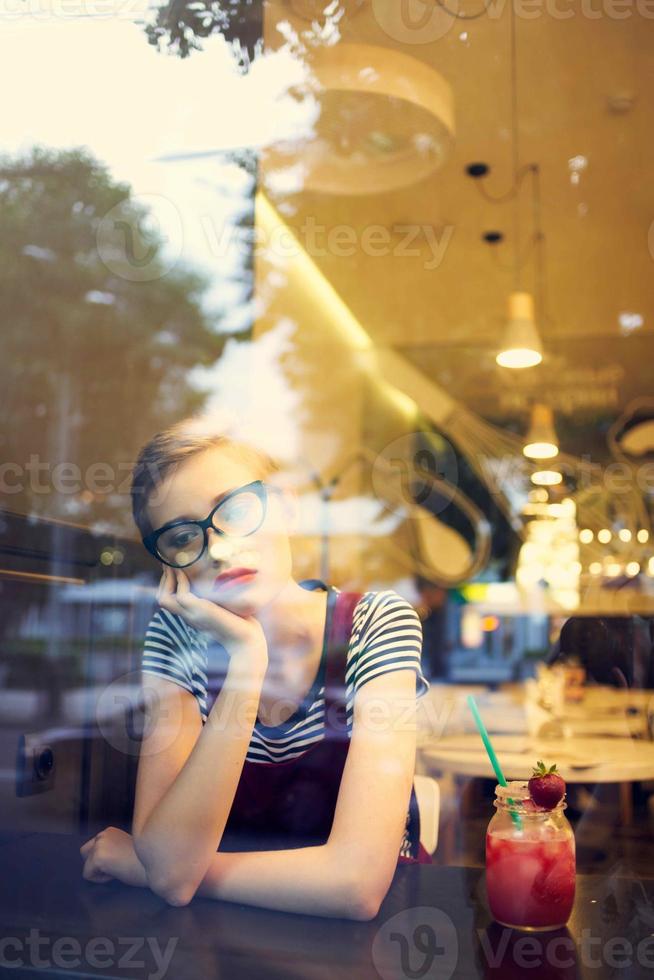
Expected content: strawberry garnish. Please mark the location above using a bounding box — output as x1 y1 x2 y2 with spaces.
528 760 566 810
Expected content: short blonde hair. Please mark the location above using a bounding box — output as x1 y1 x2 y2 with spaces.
130 415 281 539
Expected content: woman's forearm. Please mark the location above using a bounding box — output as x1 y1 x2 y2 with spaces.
129 838 376 920
134 652 267 903
194 842 376 920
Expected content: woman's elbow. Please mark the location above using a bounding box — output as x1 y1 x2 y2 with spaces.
346 883 385 921
349 896 381 921
148 871 197 907
342 868 389 921
162 886 196 908
345 855 396 921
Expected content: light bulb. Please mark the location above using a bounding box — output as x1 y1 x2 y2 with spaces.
531 470 562 486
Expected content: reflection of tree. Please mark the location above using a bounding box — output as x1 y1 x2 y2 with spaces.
141 0 262 361
0 145 224 533
144 0 263 65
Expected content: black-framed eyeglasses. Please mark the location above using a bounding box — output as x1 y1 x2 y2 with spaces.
142 480 270 569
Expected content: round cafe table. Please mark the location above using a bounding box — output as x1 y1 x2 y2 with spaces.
417 684 654 740
419 733 654 784
419 732 654 855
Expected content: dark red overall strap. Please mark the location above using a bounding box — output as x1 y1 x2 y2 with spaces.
323 590 362 739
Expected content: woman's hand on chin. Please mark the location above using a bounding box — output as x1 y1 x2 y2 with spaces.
157 567 268 664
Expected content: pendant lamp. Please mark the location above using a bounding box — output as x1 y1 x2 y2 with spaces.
524 403 559 460
496 291 543 369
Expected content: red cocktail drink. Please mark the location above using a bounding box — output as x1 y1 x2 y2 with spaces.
485 781 576 931
486 828 575 929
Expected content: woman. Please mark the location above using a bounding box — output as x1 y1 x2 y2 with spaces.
80 416 431 919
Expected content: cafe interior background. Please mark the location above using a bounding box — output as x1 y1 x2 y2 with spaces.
1 0 653 875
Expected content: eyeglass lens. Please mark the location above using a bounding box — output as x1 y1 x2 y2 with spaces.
155 487 265 567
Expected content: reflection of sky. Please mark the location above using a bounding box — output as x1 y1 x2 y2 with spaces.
1 18 314 319
189 320 305 465
297 492 402 537
4 16 320 480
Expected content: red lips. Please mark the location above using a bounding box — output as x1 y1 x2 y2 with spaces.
214 568 257 587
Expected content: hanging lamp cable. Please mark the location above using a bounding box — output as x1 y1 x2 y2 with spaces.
509 0 520 290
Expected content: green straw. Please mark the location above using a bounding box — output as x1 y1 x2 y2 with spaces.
467 695 522 829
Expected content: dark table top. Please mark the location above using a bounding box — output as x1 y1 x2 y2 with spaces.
1 832 654 979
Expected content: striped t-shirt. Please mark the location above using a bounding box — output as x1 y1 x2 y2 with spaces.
141 584 429 857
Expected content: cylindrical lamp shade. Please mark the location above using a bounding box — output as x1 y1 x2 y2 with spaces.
262 44 455 195
524 403 559 460
496 291 543 369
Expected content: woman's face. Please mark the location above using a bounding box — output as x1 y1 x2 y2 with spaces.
145 446 294 616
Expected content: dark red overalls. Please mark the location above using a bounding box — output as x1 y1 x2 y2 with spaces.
209 584 432 866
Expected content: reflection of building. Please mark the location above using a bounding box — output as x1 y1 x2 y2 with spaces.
16 578 154 644
59 579 154 635
57 578 157 683
0 509 157 693
0 510 159 835
448 603 550 685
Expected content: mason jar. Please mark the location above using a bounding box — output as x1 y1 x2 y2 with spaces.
485 780 576 931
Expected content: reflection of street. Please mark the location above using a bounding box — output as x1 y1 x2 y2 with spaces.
1 560 157 726
0 681 146 836
0 682 143 726
0 515 160 837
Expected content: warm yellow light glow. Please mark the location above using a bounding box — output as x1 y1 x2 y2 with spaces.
524 441 559 460
606 562 622 577
531 469 562 486
481 615 500 632
496 348 543 369
626 561 640 577
648 557 654 576
375 378 417 419
256 191 421 425
579 528 594 544
597 529 612 544
256 191 373 353
618 528 632 543
637 529 649 544
461 607 483 648
589 561 602 575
